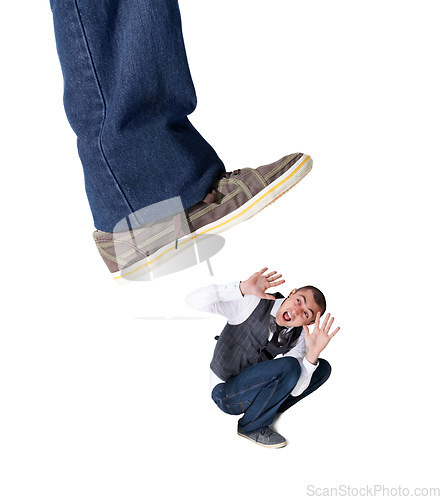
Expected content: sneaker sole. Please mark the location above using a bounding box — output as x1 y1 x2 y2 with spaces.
237 429 287 448
111 154 312 282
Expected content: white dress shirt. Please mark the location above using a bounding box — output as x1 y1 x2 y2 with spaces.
185 281 319 397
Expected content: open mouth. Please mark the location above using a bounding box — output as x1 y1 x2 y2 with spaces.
283 311 292 322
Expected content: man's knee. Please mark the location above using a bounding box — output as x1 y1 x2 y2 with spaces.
275 356 301 387
211 382 226 401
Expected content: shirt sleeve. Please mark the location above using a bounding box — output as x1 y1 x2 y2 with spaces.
185 281 261 325
282 329 319 397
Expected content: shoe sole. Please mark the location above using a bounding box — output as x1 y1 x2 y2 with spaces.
237 429 287 448
111 154 312 282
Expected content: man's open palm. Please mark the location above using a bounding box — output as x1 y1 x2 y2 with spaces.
239 267 285 300
304 312 340 355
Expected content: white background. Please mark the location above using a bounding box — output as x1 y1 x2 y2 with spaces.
1 0 440 498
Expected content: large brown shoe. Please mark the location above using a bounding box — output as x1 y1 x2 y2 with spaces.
94 153 312 281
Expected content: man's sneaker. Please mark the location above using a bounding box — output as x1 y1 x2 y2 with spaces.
94 152 312 281
237 425 287 448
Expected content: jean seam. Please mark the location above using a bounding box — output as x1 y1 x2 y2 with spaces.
224 380 267 400
73 0 137 222
224 401 248 414
242 378 279 430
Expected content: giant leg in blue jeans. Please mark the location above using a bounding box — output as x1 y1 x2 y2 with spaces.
50 0 224 232
211 357 331 433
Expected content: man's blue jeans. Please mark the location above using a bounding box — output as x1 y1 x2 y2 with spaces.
50 0 224 232
211 357 331 433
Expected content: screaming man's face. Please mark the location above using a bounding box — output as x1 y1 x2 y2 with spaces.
275 289 321 328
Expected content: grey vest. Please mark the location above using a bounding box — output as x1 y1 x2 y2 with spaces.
210 294 303 381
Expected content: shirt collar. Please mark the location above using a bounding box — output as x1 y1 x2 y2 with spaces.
270 298 285 319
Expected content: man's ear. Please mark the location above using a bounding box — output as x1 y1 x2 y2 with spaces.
289 288 297 297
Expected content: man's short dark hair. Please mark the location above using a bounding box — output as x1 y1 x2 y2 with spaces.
295 286 326 315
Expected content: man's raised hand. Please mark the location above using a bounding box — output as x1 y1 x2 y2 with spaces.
304 312 340 365
239 267 285 300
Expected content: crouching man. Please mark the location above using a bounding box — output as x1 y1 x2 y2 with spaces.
186 267 340 448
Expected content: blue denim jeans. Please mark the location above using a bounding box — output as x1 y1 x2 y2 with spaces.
276 358 331 413
212 357 331 433
50 0 224 232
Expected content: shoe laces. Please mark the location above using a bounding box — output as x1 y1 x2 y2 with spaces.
203 169 242 204
260 428 274 437
203 189 217 204
220 169 241 179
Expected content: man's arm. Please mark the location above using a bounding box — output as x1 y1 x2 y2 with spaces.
283 334 319 396
185 267 285 324
185 281 258 324
284 312 340 396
